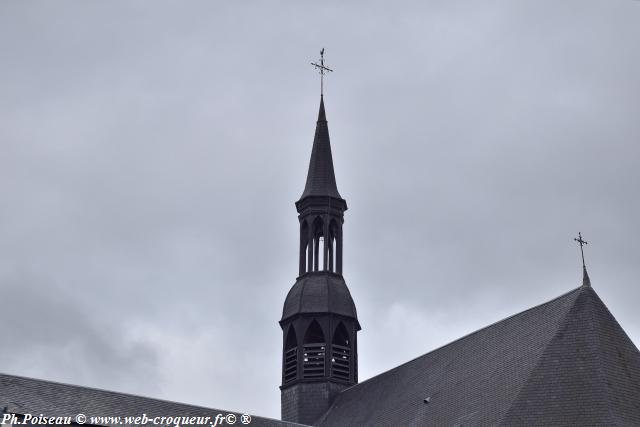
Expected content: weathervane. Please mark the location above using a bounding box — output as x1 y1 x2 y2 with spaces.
574 232 588 268
311 48 333 96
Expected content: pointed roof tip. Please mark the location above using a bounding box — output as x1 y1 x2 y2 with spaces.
317 95 326 122
299 95 342 201
582 266 592 287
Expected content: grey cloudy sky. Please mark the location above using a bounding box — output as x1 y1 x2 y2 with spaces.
1 0 639 419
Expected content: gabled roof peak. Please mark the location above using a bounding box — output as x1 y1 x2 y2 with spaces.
582 265 592 287
318 285 640 426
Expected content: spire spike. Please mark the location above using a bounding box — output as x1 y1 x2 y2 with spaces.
574 232 591 287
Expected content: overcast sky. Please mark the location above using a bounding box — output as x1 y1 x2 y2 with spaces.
1 0 639 420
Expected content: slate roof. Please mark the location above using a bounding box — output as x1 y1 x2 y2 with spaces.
281 272 359 326
299 97 342 201
317 284 640 427
0 374 305 427
2 285 638 427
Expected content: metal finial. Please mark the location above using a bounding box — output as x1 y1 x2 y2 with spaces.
311 48 333 96
574 232 588 269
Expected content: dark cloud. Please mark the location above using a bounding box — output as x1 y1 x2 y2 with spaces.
1 0 639 418
0 273 159 395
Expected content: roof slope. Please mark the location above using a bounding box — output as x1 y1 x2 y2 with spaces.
318 286 640 427
299 96 342 200
0 373 306 427
501 285 640 426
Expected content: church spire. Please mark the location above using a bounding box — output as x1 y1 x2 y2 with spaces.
296 95 347 276
280 54 359 424
299 96 342 200
301 49 341 201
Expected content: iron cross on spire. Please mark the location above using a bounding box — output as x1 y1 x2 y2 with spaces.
574 232 589 268
311 48 333 96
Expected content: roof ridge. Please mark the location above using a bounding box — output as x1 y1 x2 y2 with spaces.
585 287 618 426
339 287 584 392
496 286 586 425
0 372 302 425
0 372 186 407
580 286 640 426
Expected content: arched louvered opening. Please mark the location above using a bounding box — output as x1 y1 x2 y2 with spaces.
283 326 298 384
331 322 351 381
311 217 325 272
300 220 310 275
303 320 326 378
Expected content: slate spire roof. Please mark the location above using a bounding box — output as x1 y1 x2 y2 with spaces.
299 96 342 200
316 284 640 427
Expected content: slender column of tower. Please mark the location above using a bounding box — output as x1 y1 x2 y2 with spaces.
279 96 360 425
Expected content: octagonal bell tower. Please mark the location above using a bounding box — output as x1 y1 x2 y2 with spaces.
280 96 360 425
